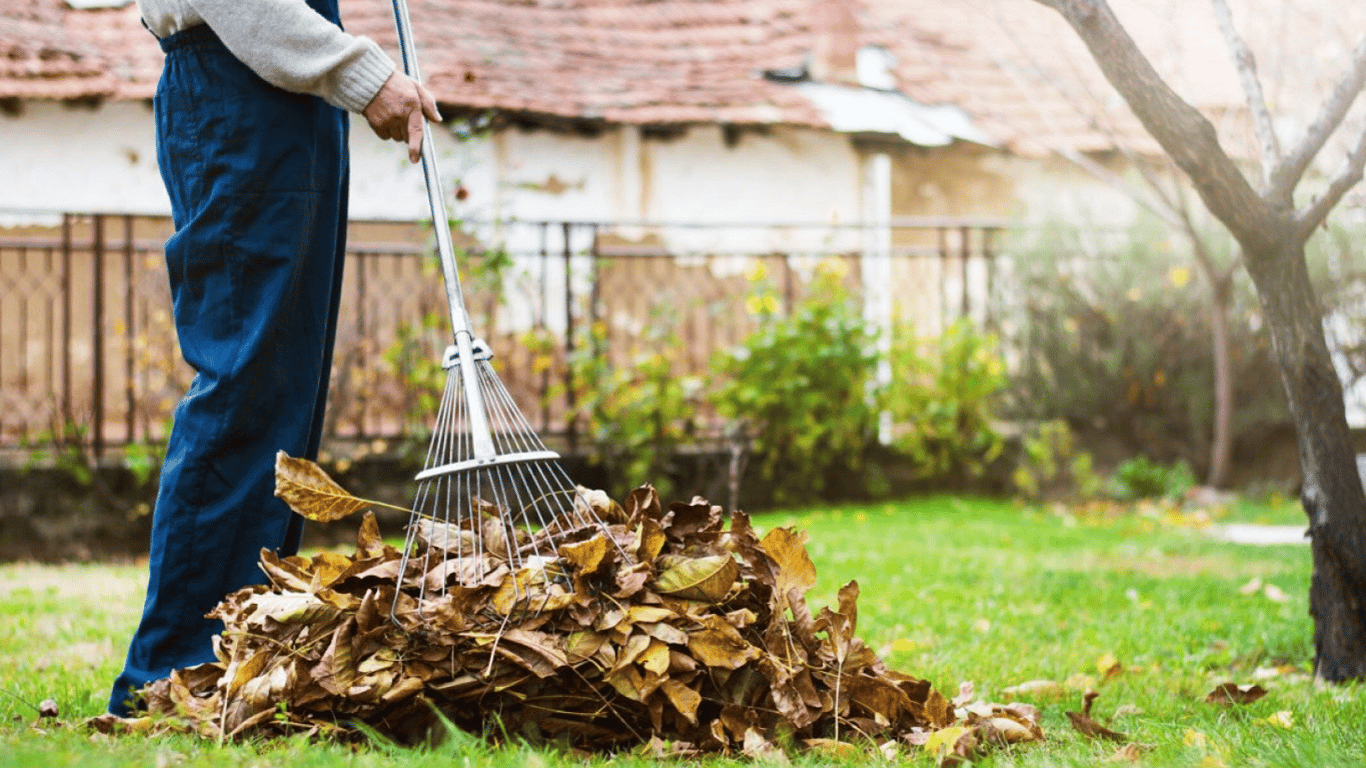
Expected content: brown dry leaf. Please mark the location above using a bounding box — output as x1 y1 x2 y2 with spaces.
1107 742 1145 762
274 452 403 522
1204 682 1268 706
1066 691 1127 742
761 527 818 600
1002 679 1067 700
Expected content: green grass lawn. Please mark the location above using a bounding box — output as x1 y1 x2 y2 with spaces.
2 493 1357 767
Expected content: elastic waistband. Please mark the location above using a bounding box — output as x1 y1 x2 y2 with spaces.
158 24 221 54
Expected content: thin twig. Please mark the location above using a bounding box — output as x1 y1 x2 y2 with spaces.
1269 38 1366 202
1211 0 1281 188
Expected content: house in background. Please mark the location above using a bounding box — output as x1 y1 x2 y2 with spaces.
2 0 1361 448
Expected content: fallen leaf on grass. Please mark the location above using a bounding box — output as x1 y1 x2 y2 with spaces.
1065 690 1127 742
1204 682 1267 706
1002 679 1066 700
1262 584 1289 603
1107 742 1144 762
1264 710 1295 729
1096 652 1122 679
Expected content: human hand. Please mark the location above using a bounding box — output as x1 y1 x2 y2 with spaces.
363 71 442 163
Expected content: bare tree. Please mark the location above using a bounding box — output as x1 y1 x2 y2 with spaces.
1027 0 1366 681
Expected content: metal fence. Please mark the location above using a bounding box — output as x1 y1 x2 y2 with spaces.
0 212 1006 460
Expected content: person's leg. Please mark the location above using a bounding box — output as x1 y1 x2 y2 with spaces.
109 27 349 715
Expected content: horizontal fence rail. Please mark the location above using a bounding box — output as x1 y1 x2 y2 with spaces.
0 212 1008 460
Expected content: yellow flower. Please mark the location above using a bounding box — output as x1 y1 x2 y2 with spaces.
1170 266 1192 288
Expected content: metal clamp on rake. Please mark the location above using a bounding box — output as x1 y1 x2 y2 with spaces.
385 0 616 622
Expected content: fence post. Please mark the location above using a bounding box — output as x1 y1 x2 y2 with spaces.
538 222 550 434
562 221 577 454
61 213 73 431
983 227 997 332
123 215 135 445
959 225 971 320
92 213 105 460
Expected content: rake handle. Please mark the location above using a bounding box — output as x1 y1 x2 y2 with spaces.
387 0 496 461
388 0 472 340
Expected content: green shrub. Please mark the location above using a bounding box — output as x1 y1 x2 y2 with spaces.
1111 455 1196 501
1011 418 1103 500
886 318 1008 482
710 261 881 505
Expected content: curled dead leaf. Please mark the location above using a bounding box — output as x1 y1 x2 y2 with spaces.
1204 682 1268 706
273 452 403 522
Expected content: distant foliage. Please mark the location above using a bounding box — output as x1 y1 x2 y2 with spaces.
561 303 703 501
1002 220 1287 473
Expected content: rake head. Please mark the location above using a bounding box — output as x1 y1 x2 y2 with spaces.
392 336 611 620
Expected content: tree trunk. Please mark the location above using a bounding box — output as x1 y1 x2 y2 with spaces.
1207 274 1233 488
1243 239 1366 681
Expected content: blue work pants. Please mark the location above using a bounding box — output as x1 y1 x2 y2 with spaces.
109 6 349 715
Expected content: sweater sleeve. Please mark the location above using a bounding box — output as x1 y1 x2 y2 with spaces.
187 0 396 113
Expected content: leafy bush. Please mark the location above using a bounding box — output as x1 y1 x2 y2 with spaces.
1011 418 1103 501
1111 455 1196 501
710 261 881 505
886 318 1008 482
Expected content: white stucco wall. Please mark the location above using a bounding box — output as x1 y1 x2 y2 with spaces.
0 100 168 223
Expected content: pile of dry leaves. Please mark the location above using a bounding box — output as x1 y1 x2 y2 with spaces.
112 454 1043 760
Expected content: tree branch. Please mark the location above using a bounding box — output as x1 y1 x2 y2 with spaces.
1269 38 1366 203
1028 0 1277 251
1210 0 1280 188
1296 124 1366 241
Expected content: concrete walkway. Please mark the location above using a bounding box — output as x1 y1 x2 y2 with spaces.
1208 523 1309 545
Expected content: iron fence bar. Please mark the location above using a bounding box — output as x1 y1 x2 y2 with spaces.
959 225 970 319
93 214 106 459
61 214 72 429
356 248 369 437
538 222 550 434
124 215 136 445
562 221 577 454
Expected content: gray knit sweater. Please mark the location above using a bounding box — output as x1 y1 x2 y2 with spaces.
138 0 396 114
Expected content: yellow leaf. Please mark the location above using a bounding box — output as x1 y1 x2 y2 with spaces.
638 638 671 675
924 725 969 755
559 534 610 575
1262 584 1290 603
651 554 739 603
274 452 404 522
1002 679 1066 700
891 638 918 653
660 678 701 724
1096 652 1121 678
1265 710 1295 729
1183 729 1209 748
